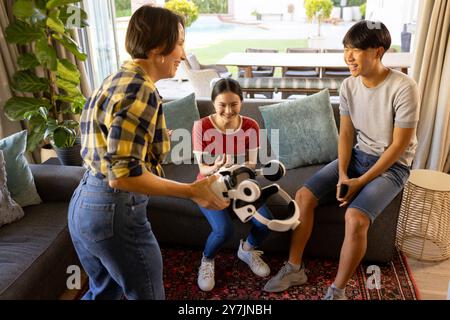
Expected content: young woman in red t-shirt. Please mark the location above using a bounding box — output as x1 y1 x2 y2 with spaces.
192 78 273 291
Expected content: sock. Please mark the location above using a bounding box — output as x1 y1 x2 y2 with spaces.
242 240 254 251
287 261 301 271
331 283 345 295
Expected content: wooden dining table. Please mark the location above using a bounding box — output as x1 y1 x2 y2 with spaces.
216 52 413 77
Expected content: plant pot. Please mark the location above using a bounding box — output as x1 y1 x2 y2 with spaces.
352 6 362 21
331 7 341 19
308 36 326 50
40 144 57 163
342 7 353 21
55 144 83 166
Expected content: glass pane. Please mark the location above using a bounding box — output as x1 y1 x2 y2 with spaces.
83 0 119 88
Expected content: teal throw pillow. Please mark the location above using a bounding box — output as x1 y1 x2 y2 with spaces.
0 131 42 207
162 93 200 164
259 89 338 169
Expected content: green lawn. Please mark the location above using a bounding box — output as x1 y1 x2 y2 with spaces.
188 39 308 77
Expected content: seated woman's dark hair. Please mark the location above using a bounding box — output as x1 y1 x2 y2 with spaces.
211 78 244 102
343 20 391 55
125 5 184 59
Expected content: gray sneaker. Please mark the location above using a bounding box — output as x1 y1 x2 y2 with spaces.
263 262 307 292
323 286 347 300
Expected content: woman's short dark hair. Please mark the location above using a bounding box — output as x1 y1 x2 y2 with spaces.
343 20 391 54
211 78 243 102
125 5 184 59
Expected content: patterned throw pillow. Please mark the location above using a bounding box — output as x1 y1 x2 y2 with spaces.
0 150 25 227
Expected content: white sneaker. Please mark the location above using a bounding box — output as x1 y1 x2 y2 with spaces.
197 256 215 291
237 240 270 277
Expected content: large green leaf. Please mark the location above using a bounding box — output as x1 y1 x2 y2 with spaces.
59 5 89 28
36 38 58 71
4 96 51 121
44 118 59 141
47 9 66 34
5 20 44 44
27 129 46 151
11 71 50 93
52 33 87 61
56 94 85 114
35 0 48 10
17 53 40 70
56 77 81 96
53 126 76 148
13 0 35 18
47 0 81 10
57 58 80 84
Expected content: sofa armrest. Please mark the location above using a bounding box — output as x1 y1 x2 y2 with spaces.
30 164 86 202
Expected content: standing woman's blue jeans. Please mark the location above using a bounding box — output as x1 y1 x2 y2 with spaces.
199 204 273 259
68 171 164 300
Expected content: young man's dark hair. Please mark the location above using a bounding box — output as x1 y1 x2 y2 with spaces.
125 5 184 59
343 20 391 55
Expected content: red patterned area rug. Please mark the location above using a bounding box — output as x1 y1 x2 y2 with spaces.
161 246 420 300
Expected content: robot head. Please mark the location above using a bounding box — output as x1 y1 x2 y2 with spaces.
212 161 300 232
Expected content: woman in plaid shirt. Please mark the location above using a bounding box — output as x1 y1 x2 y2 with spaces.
68 6 228 300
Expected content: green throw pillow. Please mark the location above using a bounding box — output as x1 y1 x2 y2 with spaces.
162 93 200 164
0 131 42 207
259 89 338 169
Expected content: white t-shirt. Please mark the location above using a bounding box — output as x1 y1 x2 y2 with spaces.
339 69 420 167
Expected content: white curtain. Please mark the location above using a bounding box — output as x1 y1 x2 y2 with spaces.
412 0 450 173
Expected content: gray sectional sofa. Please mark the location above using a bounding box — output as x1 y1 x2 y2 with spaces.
149 97 403 263
0 96 402 299
0 165 85 299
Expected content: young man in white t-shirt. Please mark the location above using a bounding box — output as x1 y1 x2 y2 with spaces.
264 21 420 299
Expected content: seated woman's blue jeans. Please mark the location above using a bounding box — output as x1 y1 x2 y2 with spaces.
68 171 164 300
199 204 273 259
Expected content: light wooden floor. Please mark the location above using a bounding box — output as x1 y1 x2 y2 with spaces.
406 255 450 300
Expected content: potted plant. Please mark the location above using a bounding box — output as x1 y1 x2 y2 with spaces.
165 0 199 27
304 0 333 48
4 0 88 166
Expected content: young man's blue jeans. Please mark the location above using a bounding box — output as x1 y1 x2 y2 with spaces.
199 204 273 258
68 171 164 300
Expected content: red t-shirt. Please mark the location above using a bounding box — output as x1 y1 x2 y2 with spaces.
193 115 260 180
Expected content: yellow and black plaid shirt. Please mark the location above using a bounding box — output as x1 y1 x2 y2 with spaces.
80 61 170 180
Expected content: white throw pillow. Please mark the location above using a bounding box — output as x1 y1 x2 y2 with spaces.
0 150 25 227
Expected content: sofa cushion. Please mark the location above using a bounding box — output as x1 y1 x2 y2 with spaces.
162 93 200 164
0 150 25 227
0 202 76 299
259 90 339 169
0 131 41 207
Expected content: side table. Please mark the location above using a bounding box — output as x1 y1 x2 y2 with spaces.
396 169 450 261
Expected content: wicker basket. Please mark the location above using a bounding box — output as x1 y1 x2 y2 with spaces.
396 170 450 261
